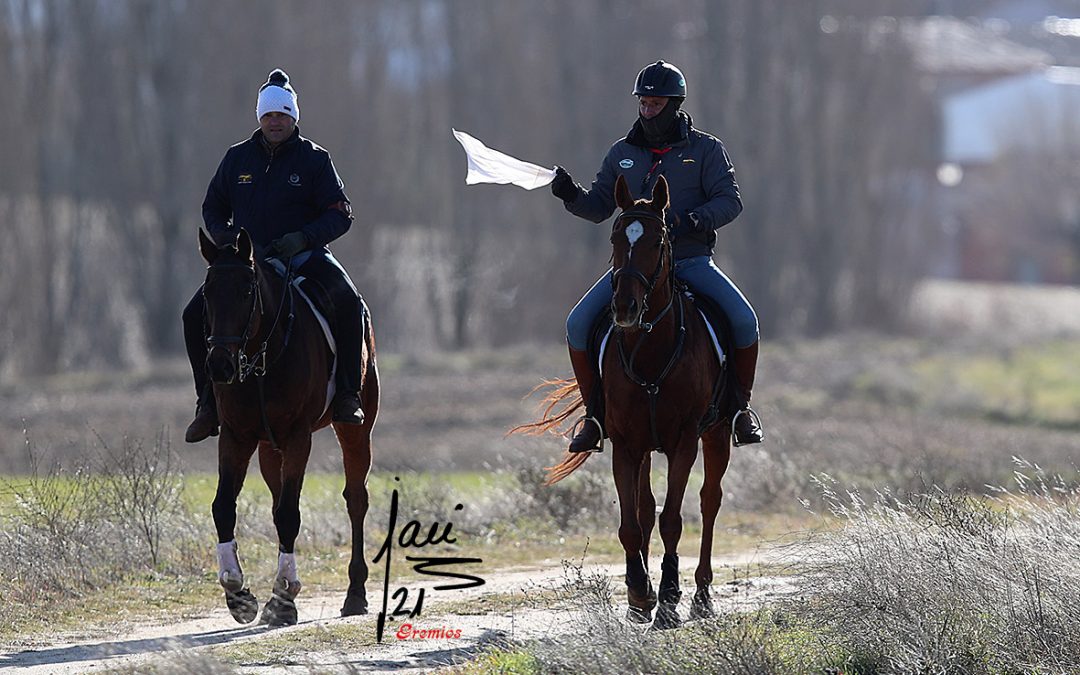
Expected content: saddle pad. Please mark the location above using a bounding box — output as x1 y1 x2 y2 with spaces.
696 305 727 368
596 304 725 378
291 274 337 419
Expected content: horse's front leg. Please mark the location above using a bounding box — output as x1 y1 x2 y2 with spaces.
654 436 698 629
613 442 655 623
692 424 732 620
259 430 313 627
637 452 656 574
212 426 259 624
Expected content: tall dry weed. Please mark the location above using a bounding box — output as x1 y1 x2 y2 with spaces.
795 459 1080 672
0 429 200 631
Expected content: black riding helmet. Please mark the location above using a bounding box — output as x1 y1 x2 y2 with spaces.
632 60 687 98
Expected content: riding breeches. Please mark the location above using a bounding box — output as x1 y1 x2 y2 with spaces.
565 255 759 351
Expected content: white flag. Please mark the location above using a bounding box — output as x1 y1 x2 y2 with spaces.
452 129 556 190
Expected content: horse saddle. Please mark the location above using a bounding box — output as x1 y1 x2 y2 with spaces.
587 288 742 434
263 258 370 417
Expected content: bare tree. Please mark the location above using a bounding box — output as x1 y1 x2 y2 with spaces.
0 0 950 375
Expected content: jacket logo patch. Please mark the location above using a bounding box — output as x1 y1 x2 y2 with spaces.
288 173 301 186
238 174 253 184
619 159 634 169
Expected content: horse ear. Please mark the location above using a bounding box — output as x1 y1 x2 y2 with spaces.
198 228 218 264
651 175 670 212
614 174 633 210
236 229 253 264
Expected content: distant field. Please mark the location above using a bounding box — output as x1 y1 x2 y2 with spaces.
0 348 568 475
2 279 1079 493
912 278 1080 341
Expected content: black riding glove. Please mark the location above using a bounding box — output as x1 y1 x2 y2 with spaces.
269 231 308 259
551 166 582 203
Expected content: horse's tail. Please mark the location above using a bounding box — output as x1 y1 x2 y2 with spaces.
507 378 593 485
544 451 591 486
508 378 583 437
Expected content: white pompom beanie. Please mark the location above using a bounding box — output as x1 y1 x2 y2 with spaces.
256 69 300 122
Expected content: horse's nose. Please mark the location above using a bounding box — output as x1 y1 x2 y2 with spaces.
612 297 640 328
207 349 237 384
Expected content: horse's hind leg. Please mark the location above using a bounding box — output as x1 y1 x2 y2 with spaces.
212 428 259 624
336 354 377 617
259 432 312 627
613 444 655 623
691 424 732 620
334 419 373 616
654 439 698 630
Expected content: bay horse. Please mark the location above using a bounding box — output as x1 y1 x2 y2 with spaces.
198 228 378 626
522 175 731 629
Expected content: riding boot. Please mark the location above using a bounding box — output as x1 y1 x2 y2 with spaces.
331 297 365 425
568 346 604 453
183 290 219 443
186 384 220 443
731 341 764 446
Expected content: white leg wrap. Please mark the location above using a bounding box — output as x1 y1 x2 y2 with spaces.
217 540 242 586
277 551 302 596
277 552 298 584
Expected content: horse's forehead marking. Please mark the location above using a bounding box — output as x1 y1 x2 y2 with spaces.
625 220 644 247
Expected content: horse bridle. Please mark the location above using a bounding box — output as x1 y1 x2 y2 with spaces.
205 262 266 383
610 208 689 452
204 257 297 450
611 208 674 332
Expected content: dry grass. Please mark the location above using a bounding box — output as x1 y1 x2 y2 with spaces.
477 460 1080 674
792 461 1080 672
0 433 201 617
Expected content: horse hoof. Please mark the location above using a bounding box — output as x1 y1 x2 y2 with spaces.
225 588 259 624
653 602 681 630
627 584 657 614
689 587 716 620
260 594 298 627
341 593 368 616
626 606 653 624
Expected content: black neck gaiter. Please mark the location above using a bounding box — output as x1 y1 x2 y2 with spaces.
640 99 681 147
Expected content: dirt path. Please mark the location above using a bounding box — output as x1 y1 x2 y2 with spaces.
0 548 797 674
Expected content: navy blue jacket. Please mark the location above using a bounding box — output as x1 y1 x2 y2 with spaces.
202 127 351 254
564 112 742 259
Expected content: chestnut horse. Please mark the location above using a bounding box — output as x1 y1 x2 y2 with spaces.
523 175 731 628
198 228 379 626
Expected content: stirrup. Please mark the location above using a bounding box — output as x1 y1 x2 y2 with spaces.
568 415 605 454
731 407 764 447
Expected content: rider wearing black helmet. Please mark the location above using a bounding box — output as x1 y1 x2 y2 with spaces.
551 60 764 452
